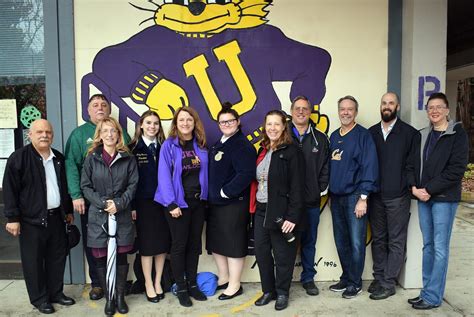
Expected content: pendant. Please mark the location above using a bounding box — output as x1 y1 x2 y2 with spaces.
214 151 224 161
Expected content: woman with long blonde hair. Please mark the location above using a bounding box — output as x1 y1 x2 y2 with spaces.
154 107 208 307
81 117 138 316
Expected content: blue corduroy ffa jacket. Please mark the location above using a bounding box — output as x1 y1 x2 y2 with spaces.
208 130 256 205
329 124 379 196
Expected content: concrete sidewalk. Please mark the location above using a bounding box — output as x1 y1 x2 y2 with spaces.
1 205 473 317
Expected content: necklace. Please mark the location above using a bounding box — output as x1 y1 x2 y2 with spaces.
258 150 272 192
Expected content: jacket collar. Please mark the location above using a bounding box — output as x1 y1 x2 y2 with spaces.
421 120 459 137
376 117 402 137
92 145 130 159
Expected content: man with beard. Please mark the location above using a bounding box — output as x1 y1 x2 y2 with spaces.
328 96 379 299
367 92 419 300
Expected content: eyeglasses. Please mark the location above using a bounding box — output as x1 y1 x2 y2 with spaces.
426 105 447 112
100 128 118 135
218 119 237 127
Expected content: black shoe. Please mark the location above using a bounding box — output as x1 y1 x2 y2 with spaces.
177 290 192 307
35 302 55 314
188 284 207 301
51 293 76 306
369 287 395 300
302 281 319 296
89 286 104 300
255 292 276 306
216 282 229 290
218 286 243 300
146 293 160 303
157 292 165 300
329 281 347 292
367 280 381 294
342 286 362 299
274 295 289 311
408 296 422 305
412 299 438 310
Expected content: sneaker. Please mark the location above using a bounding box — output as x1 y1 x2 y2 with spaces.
302 281 319 296
329 281 347 292
367 280 381 293
342 286 362 299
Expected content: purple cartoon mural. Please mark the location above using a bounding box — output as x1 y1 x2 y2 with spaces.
81 0 331 145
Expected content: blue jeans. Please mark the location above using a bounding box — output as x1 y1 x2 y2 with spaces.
418 201 458 306
330 193 367 288
300 207 321 283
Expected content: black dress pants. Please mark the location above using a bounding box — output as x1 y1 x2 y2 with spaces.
254 205 300 296
80 211 99 287
164 198 205 285
369 193 411 289
19 211 67 306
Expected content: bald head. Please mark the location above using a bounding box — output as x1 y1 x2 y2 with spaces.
380 92 400 123
382 92 399 104
29 119 53 153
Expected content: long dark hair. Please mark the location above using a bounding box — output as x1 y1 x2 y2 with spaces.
130 110 165 149
261 110 292 150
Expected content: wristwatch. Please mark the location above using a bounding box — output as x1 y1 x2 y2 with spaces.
360 194 368 201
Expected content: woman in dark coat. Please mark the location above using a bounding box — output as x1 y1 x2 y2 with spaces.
408 93 468 310
129 110 170 303
207 103 256 300
81 117 138 316
250 110 305 311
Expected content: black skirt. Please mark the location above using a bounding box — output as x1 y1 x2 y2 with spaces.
206 197 249 258
135 199 171 256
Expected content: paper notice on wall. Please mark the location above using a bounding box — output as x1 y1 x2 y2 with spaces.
0 99 18 128
0 159 7 187
0 129 15 158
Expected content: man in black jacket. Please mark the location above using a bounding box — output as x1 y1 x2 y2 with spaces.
289 96 329 296
3 119 75 314
368 93 419 300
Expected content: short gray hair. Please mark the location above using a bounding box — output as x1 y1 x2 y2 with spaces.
337 95 359 111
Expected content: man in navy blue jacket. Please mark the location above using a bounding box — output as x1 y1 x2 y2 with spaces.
328 96 379 299
368 93 419 300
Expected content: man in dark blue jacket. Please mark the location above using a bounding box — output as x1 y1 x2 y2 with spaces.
289 96 329 296
3 119 75 314
328 96 379 299
368 92 419 300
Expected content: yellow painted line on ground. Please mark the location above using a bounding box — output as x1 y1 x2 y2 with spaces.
81 287 89 300
230 292 262 313
200 314 219 317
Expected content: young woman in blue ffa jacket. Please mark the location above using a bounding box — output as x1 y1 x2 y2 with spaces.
207 103 256 300
249 110 305 311
129 110 170 303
